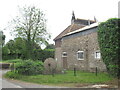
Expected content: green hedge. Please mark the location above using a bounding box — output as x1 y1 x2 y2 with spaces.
2 49 55 62
98 18 120 77
32 49 55 62
15 60 44 75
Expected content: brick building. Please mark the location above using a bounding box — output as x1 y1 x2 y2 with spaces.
54 12 106 72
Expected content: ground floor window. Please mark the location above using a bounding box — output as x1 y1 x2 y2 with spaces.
77 51 84 60
95 51 101 59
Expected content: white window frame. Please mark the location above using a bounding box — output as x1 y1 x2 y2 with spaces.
62 52 67 57
95 51 101 59
77 51 84 60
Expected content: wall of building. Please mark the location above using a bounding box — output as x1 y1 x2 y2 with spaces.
60 29 106 72
55 47 63 69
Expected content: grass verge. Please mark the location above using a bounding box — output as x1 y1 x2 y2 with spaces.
4 70 117 87
1 59 22 63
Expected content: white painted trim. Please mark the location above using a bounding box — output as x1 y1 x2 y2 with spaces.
65 22 99 36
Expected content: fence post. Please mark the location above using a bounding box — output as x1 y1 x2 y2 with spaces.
11 63 14 72
48 63 51 74
96 67 98 76
52 69 54 77
74 67 76 76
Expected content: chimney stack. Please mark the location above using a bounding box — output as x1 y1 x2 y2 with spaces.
71 11 75 24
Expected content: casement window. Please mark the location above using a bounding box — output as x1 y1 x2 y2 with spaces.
95 51 101 59
77 51 84 60
62 52 67 57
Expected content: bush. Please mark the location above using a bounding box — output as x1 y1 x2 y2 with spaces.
15 60 44 75
4 71 22 79
32 49 55 62
98 18 120 77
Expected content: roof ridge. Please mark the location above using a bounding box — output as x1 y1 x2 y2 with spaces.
76 18 95 22
65 22 99 36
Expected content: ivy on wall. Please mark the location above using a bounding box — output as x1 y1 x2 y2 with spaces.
98 18 120 77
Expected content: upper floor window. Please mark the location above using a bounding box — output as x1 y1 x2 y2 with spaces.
77 51 84 60
62 52 67 57
95 51 101 59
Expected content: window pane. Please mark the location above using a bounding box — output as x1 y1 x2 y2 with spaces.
95 51 101 59
77 51 84 60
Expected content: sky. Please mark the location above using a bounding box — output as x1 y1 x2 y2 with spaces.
0 0 119 44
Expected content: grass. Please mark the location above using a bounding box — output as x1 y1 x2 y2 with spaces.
4 70 117 87
1 59 22 63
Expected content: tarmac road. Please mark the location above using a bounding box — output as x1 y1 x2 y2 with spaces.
0 70 22 89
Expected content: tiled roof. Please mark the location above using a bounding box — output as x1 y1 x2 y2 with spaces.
65 22 99 36
54 18 96 41
54 24 85 41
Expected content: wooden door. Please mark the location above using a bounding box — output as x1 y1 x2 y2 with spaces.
63 57 67 69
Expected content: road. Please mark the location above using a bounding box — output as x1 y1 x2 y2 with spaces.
0 70 22 89
0 70 66 89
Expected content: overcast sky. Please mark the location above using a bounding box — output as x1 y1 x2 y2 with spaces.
0 0 119 44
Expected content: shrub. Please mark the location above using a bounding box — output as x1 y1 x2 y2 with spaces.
98 18 120 77
15 60 44 75
32 49 55 62
4 71 22 79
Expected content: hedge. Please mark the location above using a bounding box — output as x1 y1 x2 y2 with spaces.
2 49 55 62
98 18 120 77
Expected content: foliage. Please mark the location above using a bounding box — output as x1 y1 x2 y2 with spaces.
2 59 22 63
5 70 115 87
9 6 50 59
2 37 54 61
0 31 5 46
2 37 26 60
14 37 27 58
4 71 22 79
98 18 120 77
5 40 16 54
45 44 55 49
2 46 10 55
33 49 55 62
15 60 44 75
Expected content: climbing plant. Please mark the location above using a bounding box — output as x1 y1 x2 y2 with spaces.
98 18 120 77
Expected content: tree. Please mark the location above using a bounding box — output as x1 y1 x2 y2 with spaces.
98 18 120 77
10 6 50 59
6 40 16 54
14 37 27 59
0 31 5 47
45 44 55 49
